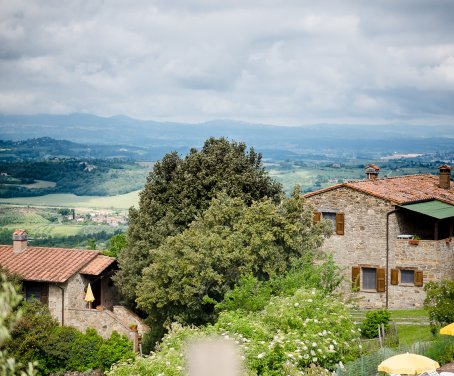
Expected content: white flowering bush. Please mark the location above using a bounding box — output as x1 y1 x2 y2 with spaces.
211 288 360 374
108 288 360 375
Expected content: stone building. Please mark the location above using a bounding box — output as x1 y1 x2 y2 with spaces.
0 230 147 338
305 165 454 309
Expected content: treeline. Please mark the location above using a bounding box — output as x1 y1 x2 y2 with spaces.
0 159 147 197
0 228 122 248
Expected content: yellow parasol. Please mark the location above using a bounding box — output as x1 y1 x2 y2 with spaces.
84 283 95 308
377 352 440 375
440 322 454 336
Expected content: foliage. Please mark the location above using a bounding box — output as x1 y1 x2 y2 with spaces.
108 288 361 375
5 300 133 374
115 137 283 305
360 310 391 339
216 254 343 313
104 233 127 258
0 159 148 197
425 335 454 365
424 280 454 330
6 300 59 374
0 271 36 376
135 189 330 330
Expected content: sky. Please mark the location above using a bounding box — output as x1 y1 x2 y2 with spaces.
1 0 454 126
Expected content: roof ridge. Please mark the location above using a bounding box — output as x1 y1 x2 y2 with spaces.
0 245 100 253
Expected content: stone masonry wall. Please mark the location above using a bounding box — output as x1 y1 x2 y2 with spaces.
307 187 394 308
388 239 454 308
66 308 132 339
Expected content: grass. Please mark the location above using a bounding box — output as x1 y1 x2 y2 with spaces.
0 190 140 209
397 324 434 346
390 309 430 319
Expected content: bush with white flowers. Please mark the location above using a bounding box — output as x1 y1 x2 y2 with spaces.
108 288 360 375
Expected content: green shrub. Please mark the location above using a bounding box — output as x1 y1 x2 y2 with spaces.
98 331 135 371
425 335 454 365
6 300 133 373
68 328 104 371
43 326 79 373
216 254 344 314
360 309 391 339
424 280 454 330
6 300 59 374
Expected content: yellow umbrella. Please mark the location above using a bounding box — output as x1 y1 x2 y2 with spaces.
84 283 95 308
377 352 440 375
440 322 454 336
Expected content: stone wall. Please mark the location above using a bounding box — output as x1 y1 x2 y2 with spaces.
306 186 454 309
66 308 131 339
65 306 149 339
387 238 454 308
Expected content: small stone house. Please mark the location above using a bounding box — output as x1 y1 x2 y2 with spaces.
0 230 147 338
305 165 454 309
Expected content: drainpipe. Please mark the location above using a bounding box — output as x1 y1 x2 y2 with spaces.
55 284 65 325
386 208 399 309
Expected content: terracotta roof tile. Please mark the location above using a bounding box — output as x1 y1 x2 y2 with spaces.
0 246 99 283
80 255 116 275
305 174 454 205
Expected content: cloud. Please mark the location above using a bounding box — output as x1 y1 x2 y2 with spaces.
0 0 453 125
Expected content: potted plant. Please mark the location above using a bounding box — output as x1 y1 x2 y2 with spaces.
409 235 421 245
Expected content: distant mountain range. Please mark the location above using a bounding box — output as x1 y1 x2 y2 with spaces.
1 113 453 159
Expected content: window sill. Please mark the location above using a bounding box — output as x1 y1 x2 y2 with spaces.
360 289 378 293
399 283 415 287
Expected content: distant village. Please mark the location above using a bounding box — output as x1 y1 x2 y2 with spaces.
63 208 128 227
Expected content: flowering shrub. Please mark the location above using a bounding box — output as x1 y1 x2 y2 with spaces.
108 288 361 375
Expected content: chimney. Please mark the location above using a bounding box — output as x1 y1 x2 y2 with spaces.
365 164 380 181
439 164 452 190
12 229 28 253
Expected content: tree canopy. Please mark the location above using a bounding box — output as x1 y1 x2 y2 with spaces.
135 189 330 328
114 138 283 304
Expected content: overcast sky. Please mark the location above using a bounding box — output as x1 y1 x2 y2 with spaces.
1 0 453 125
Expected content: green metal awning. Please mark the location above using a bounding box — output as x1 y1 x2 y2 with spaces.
399 200 454 220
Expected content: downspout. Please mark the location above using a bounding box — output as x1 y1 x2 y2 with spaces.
55 284 65 325
386 208 399 309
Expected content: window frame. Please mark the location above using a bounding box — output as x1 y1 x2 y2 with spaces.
362 267 377 290
400 269 415 284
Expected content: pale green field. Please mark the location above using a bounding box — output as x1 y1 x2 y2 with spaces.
0 190 140 209
1 223 82 237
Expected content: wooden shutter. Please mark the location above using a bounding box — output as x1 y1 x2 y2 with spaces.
352 266 360 290
391 269 399 285
376 268 386 292
40 284 49 306
336 213 344 235
414 270 424 287
313 212 321 224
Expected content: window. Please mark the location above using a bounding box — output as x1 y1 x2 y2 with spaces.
313 211 344 235
24 282 49 305
390 268 424 287
401 270 415 284
322 212 337 229
362 268 376 290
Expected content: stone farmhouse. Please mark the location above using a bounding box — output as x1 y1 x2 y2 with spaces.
305 164 454 309
0 229 147 339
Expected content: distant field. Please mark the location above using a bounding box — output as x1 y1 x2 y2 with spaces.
1 223 82 237
0 190 140 209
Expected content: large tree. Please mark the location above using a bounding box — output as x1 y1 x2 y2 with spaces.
114 138 282 304
135 189 330 327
